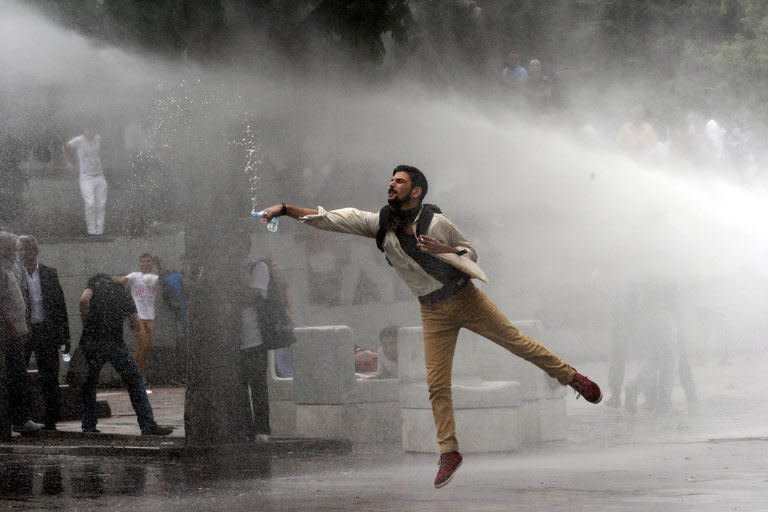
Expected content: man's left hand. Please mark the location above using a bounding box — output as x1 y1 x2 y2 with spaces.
416 235 454 254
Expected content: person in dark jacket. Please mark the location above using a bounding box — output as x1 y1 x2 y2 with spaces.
78 274 171 436
18 235 70 430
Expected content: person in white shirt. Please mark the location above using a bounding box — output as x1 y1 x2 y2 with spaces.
62 124 108 236
238 238 271 442
113 253 163 376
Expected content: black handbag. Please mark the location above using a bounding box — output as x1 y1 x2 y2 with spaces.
254 261 296 350
65 345 89 388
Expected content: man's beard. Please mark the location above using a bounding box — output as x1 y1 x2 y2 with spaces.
387 193 405 209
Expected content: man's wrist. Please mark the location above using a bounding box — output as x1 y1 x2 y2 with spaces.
280 203 288 216
455 249 467 256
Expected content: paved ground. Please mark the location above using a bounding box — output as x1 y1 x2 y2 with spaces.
1 352 767 511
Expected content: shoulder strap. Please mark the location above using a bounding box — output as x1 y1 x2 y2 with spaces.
376 205 392 252
416 203 441 237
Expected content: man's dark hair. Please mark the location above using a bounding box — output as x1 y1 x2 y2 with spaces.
83 274 132 342
393 165 428 201
139 253 152 260
87 273 113 290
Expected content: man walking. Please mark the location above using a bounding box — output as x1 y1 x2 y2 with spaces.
260 165 602 488
78 273 171 436
62 122 108 236
18 235 70 430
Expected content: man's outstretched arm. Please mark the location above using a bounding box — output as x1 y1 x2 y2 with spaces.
261 203 318 220
261 202 379 238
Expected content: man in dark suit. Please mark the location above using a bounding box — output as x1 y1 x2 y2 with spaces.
18 235 70 430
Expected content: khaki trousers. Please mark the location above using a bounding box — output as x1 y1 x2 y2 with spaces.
135 319 155 375
420 282 576 454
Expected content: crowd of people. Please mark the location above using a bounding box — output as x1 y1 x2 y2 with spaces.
0 231 173 438
0 221 311 444
497 49 768 188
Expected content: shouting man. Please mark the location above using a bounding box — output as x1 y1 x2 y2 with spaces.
260 165 602 488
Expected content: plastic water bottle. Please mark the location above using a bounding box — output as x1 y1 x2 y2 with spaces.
60 345 71 363
251 209 279 232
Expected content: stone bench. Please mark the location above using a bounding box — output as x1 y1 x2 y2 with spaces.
267 350 296 437
267 326 400 444
266 322 567 451
398 326 525 453
471 321 568 444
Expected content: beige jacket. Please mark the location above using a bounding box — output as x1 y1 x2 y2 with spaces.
0 261 29 340
300 206 488 298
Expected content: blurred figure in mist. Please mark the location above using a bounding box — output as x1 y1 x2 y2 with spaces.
0 132 26 220
354 326 399 378
676 111 709 164
267 259 295 378
62 121 107 236
617 105 660 160
499 50 528 106
303 230 343 306
524 58 562 115
126 151 162 235
237 237 271 442
704 117 726 165
609 280 698 413
161 254 189 383
376 325 399 379
724 118 759 184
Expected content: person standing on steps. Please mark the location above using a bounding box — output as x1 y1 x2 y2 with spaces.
78 274 172 436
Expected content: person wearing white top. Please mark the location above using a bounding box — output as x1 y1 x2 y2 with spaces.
62 124 108 235
237 237 271 441
113 253 163 376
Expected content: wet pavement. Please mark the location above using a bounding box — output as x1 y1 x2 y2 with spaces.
1 353 767 511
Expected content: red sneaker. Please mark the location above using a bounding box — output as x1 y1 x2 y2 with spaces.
569 372 602 404
434 451 463 488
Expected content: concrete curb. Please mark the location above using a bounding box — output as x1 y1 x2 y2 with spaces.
0 436 352 458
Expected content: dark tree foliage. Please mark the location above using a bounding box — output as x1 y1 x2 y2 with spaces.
30 0 413 65
30 0 768 125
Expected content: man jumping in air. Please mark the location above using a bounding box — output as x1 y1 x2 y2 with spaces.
261 165 602 488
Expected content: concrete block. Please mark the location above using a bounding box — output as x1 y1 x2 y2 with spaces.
399 380 521 409
293 326 356 404
518 396 568 444
269 400 297 437
268 377 293 402
344 402 401 444
397 326 425 383
537 397 567 442
365 379 399 403
401 407 522 453
296 402 401 444
296 404 345 438
518 401 541 445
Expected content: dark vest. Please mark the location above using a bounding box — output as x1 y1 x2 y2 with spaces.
377 204 469 303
